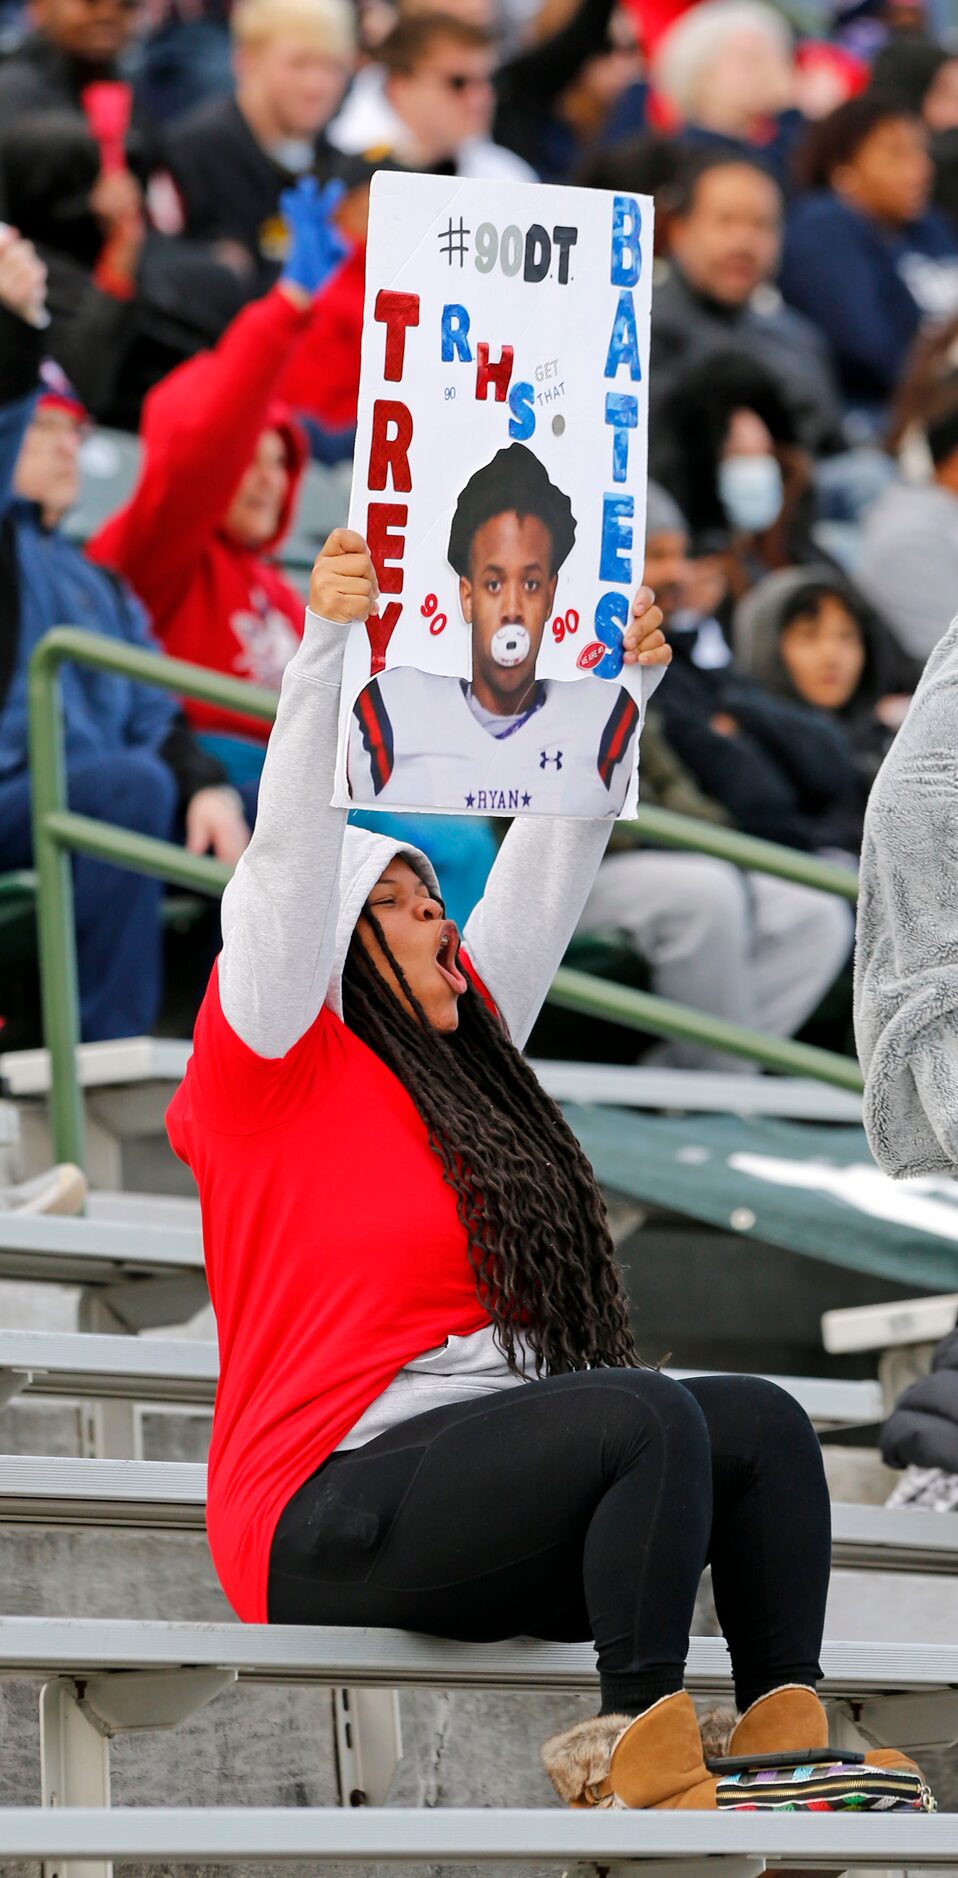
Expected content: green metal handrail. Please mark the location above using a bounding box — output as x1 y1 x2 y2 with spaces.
26 626 863 1170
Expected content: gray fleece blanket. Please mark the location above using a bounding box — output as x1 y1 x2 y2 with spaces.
855 615 958 1178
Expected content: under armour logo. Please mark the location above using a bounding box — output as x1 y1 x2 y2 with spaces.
539 749 563 770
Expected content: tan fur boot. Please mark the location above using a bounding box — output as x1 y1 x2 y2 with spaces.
728 1685 828 1758
543 1692 719 1809
728 1685 925 1783
541 1713 632 1807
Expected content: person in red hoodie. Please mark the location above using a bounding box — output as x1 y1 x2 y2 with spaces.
89 177 347 783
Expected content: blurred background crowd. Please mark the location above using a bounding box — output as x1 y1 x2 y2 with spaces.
2 0 958 1068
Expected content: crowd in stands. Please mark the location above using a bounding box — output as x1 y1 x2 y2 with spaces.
3 0 958 1061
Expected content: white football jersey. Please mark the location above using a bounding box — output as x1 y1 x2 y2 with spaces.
347 668 643 817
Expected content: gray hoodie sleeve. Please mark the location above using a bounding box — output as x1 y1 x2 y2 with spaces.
217 610 348 1059
463 667 664 1047
854 614 958 1176
463 817 612 1049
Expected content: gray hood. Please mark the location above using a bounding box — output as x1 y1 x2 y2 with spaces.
733 565 840 698
326 825 441 1020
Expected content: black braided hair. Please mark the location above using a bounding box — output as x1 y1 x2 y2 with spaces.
342 909 639 1377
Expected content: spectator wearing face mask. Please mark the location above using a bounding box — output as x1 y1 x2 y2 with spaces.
651 150 843 458
0 231 251 1042
167 0 356 300
651 351 821 613
88 178 346 782
734 567 913 853
329 11 535 178
782 95 958 419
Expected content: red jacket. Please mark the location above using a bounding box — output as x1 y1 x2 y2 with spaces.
90 287 312 741
278 242 365 432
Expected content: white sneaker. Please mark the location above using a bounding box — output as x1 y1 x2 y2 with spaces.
0 1164 87 1216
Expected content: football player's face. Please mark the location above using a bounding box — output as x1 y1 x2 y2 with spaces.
359 859 466 1033
460 511 557 714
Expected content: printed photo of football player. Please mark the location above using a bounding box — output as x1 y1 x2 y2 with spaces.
347 442 645 816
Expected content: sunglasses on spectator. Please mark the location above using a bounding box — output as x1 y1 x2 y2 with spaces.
422 68 492 91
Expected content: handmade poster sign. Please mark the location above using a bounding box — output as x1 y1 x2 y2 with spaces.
332 170 656 819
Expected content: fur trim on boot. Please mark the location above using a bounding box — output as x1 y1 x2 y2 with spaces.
698 1706 738 1762
541 1713 631 1807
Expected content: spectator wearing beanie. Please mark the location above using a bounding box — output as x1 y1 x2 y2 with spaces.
857 380 958 665
781 95 958 417
89 178 347 780
0 233 251 1042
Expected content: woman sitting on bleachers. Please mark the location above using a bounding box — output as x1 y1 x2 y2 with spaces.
167 529 933 1815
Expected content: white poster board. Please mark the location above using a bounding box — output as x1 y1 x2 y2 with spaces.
333 171 654 819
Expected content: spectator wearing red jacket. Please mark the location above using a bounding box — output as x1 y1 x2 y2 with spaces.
90 177 347 778
276 155 373 459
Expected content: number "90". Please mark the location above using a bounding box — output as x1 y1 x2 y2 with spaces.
552 609 579 643
474 221 577 285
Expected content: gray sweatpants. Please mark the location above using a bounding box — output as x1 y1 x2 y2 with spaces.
577 852 853 1073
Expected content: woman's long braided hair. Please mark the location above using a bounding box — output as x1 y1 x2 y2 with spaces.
342 907 639 1377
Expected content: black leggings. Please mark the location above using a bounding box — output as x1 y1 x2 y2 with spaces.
267 1369 831 1716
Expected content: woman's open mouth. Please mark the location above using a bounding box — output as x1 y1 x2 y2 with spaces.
435 921 468 996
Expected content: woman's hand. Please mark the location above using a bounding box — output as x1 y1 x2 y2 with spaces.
622 586 669 668
310 528 380 623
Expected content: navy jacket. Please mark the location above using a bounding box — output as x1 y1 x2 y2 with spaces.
781 193 958 405
657 628 859 851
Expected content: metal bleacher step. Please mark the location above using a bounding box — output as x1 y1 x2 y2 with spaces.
0 1329 883 1428
0 1454 950 1573
1 1803 955 1868
0 1615 954 1709
0 1328 217 1407
0 1212 202 1289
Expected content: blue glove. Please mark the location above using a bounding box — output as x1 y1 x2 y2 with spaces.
280 176 348 297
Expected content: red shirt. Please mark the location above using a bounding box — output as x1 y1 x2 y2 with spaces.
166 966 490 1622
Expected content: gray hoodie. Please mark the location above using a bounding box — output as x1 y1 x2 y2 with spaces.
855 613 958 1176
217 608 656 1445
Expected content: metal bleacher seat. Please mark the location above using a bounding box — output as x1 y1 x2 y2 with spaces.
0 1211 205 1329
3 1614 957 1840
0 1327 882 1426
0 1453 952 1575
4 1803 955 1870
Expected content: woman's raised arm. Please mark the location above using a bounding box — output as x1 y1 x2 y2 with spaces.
217 531 378 1058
